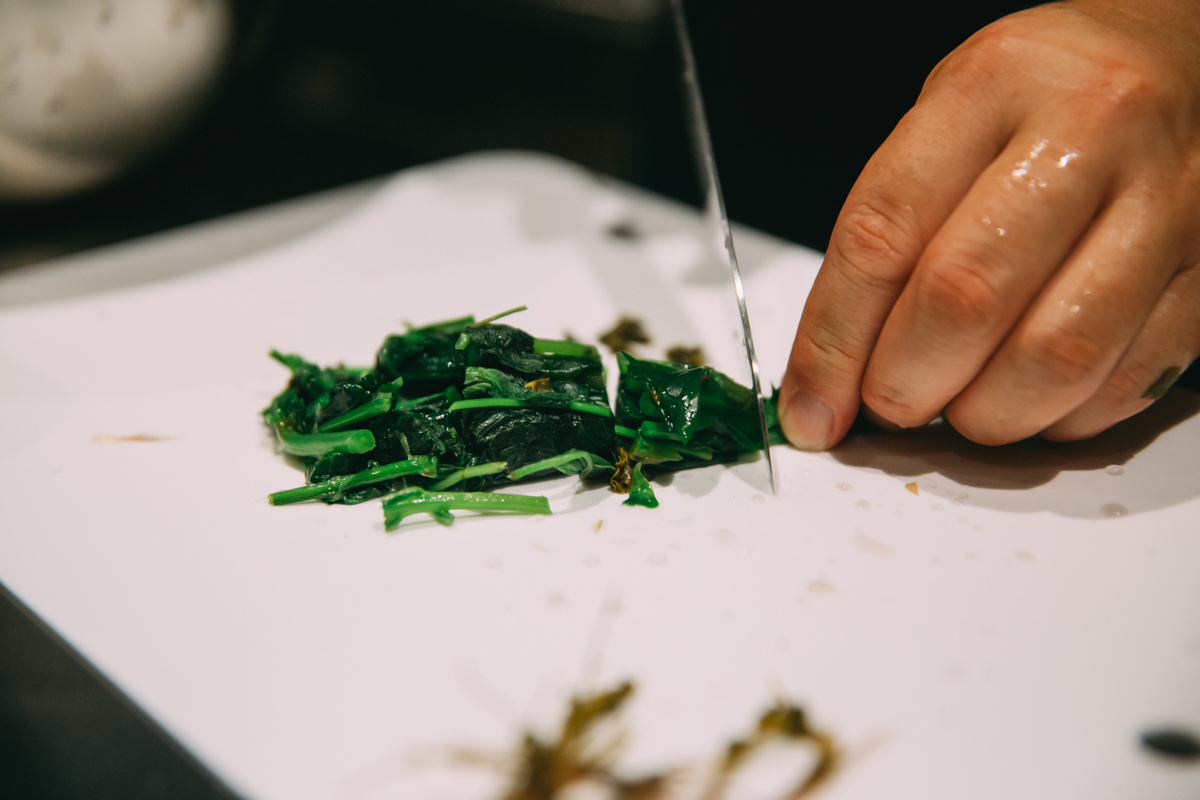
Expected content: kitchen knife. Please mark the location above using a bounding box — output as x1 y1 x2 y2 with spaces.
669 0 776 493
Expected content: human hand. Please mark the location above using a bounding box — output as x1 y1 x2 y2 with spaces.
778 0 1200 449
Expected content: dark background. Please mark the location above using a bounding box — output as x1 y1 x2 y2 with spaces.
0 0 1036 270
0 1 1056 797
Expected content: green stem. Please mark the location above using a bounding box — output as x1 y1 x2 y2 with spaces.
533 338 599 358
383 491 552 530
508 450 614 481
395 388 456 408
429 461 508 491
615 425 637 438
275 427 375 457
449 398 612 418
672 443 714 461
269 455 437 505
470 305 528 327
319 395 394 432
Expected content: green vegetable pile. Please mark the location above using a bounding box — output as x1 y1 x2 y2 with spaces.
263 310 780 529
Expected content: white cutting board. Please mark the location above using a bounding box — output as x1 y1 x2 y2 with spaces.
1 152 1198 800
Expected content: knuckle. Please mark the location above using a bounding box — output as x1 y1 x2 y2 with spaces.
860 377 927 429
1019 323 1108 386
911 252 1003 333
1101 361 1151 403
1082 60 1180 128
938 30 1012 96
795 323 866 379
832 192 922 286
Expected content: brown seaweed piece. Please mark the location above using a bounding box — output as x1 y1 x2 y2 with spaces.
665 346 706 367
500 682 667 800
610 448 633 494
599 317 651 354
704 701 838 800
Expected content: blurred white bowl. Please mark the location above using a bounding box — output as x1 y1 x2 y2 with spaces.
0 0 232 202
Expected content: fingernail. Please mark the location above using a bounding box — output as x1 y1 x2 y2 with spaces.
780 389 835 451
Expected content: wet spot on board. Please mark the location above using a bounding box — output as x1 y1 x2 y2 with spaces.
855 531 891 556
807 579 835 596
1140 728 1200 761
1101 503 1129 518
606 220 641 241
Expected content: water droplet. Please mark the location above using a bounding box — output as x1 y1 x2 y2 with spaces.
957 491 969 500
930 504 944 511
1101 503 1129 518
836 482 853 492
927 482 938 489
854 499 870 511
1105 465 1124 476
751 494 766 504
485 557 502 569
648 553 668 566
584 556 600 567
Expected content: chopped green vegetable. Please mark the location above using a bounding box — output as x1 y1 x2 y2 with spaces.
269 456 438 505
508 450 615 481
319 394 394 432
263 310 782 527
429 461 508 491
382 489 552 530
271 426 376 457
623 462 658 508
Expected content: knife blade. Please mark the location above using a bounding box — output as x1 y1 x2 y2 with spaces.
668 0 776 494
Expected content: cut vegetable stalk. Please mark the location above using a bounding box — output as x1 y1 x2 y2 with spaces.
383 490 552 530
269 455 438 505
272 426 376 457
319 394 394 432
429 461 509 491
508 450 615 481
532 338 600 358
449 398 612 418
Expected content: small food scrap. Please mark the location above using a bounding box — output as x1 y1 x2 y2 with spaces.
91 433 172 443
593 519 604 533
665 346 705 367
606 221 642 241
904 482 919 496
599 316 651 353
709 701 839 800
1142 366 1182 400
1140 728 1200 761
500 682 668 800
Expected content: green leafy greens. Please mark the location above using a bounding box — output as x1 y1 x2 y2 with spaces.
263 313 780 526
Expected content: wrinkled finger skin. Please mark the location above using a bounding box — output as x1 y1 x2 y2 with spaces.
779 0 1200 450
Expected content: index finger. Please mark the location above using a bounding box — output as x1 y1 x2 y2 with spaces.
778 62 1015 450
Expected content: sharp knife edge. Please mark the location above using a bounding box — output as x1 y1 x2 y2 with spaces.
668 0 776 494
